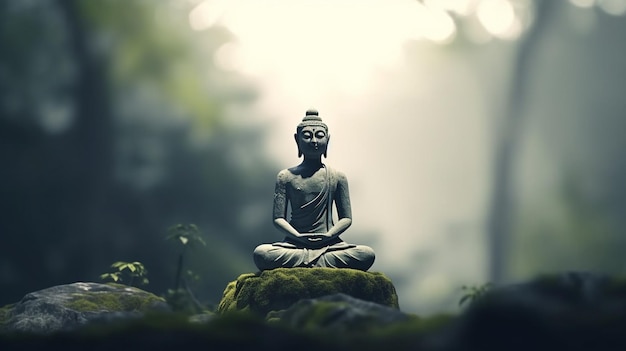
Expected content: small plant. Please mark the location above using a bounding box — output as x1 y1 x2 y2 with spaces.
166 224 206 291
459 283 492 307
100 261 149 287
165 224 207 313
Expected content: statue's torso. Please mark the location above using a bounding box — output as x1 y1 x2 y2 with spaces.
284 165 337 234
286 167 334 207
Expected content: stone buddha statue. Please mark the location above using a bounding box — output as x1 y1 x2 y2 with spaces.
253 109 375 271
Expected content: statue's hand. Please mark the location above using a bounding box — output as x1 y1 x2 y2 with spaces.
305 233 332 243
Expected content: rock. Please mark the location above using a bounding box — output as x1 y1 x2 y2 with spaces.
270 293 413 332
450 271 626 351
188 312 217 324
217 268 399 317
0 282 170 334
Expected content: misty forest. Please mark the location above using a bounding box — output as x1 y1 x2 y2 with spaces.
2 0 626 319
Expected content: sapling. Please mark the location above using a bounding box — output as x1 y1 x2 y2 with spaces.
165 224 206 313
100 261 149 287
166 224 205 290
458 283 492 307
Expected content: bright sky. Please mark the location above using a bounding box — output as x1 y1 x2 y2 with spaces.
186 0 524 314
190 0 522 101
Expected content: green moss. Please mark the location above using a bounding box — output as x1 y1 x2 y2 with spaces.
64 289 166 313
218 268 399 316
296 301 351 330
0 304 13 327
371 313 454 337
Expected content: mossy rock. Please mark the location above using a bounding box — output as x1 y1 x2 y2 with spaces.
1 282 170 334
218 268 399 316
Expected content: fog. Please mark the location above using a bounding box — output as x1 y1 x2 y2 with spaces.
195 0 626 313
194 0 520 312
2 0 626 316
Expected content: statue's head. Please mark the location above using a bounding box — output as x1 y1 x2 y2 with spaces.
295 108 329 158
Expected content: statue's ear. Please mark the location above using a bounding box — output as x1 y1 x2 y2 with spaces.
294 133 302 158
323 134 330 158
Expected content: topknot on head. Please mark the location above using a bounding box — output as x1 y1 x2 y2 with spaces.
305 108 319 117
297 108 327 132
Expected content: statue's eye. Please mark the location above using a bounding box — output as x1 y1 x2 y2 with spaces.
302 131 313 139
315 131 326 139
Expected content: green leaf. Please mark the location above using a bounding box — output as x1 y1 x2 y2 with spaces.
179 236 189 245
195 236 207 246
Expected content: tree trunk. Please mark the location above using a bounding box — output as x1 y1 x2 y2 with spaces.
487 0 557 283
55 0 113 268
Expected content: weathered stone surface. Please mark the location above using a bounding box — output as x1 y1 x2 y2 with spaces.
0 282 170 334
218 268 398 316
448 272 626 351
270 293 413 332
188 312 217 324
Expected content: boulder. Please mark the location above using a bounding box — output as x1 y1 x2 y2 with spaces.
270 293 413 332
451 271 626 351
218 268 399 316
0 282 170 334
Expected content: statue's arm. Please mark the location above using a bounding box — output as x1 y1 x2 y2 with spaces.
272 170 307 243
324 171 352 239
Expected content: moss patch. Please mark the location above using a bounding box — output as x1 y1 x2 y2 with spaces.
0 304 13 328
218 268 398 316
63 287 166 313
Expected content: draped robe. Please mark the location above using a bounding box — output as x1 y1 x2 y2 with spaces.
254 165 375 270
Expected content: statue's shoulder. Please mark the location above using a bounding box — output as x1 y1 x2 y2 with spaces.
276 168 295 183
325 166 349 184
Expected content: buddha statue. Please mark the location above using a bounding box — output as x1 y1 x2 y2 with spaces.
253 109 375 271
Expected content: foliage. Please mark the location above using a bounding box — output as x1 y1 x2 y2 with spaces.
165 223 206 290
166 224 206 248
0 0 273 309
458 283 492 307
164 224 210 313
100 261 149 287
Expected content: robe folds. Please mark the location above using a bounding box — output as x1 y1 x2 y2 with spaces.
254 166 375 271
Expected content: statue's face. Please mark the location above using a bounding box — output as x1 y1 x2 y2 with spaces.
297 125 329 157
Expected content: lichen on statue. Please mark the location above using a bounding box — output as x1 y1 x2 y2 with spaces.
253 109 375 271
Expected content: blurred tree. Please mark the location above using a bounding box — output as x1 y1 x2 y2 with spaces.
408 0 626 284
485 0 556 283
0 0 275 306
510 1 626 278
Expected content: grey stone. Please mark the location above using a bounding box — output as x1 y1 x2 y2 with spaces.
446 271 626 351
1 282 170 334
272 293 413 332
253 109 375 271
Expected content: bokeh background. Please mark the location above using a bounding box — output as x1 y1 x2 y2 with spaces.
1 0 626 315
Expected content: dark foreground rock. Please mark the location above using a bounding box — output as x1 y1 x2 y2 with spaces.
0 282 169 334
218 268 398 316
269 293 413 332
448 271 626 351
2 272 626 351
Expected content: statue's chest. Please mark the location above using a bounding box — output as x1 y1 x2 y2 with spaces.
289 172 334 199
